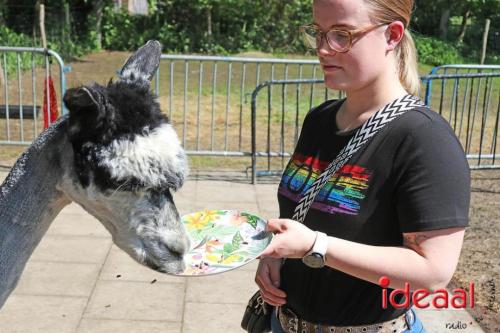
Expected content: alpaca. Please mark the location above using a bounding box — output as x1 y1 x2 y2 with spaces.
0 41 190 309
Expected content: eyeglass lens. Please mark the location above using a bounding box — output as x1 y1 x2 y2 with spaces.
302 27 350 52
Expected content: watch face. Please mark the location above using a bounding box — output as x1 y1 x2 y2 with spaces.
302 253 325 268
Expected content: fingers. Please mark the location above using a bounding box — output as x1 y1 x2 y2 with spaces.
269 261 281 288
261 219 288 258
261 290 286 306
265 219 288 233
255 259 286 306
255 266 287 298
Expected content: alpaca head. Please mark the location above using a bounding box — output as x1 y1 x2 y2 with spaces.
62 41 190 274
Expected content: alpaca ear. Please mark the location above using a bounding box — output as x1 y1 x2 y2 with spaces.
63 86 100 112
119 40 162 84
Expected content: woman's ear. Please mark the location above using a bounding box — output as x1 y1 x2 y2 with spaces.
385 21 405 51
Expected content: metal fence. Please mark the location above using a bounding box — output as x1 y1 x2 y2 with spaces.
0 46 70 146
250 70 500 182
154 55 321 158
249 79 339 183
422 70 500 170
424 64 500 105
0 49 498 183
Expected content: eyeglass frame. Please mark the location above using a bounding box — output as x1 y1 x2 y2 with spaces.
299 23 388 53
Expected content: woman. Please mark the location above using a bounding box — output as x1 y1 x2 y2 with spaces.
255 0 470 332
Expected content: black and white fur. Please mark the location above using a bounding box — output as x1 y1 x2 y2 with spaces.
0 41 190 309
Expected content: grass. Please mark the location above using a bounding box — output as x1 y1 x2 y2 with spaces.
0 50 498 174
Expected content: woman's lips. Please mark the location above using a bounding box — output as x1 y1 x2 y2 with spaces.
322 64 342 72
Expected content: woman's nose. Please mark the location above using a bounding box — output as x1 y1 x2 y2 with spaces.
316 36 337 57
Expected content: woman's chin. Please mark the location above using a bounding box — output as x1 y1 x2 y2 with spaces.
323 76 349 92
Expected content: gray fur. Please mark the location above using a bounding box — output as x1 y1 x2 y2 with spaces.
0 41 190 309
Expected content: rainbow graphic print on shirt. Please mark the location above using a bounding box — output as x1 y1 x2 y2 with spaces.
279 153 372 215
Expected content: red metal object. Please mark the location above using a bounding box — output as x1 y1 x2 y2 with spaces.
43 76 59 129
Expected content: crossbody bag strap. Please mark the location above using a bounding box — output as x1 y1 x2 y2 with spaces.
292 94 425 223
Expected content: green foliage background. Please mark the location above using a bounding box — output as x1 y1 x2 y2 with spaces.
0 0 498 65
100 0 313 54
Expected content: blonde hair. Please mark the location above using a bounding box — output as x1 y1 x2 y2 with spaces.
363 0 420 95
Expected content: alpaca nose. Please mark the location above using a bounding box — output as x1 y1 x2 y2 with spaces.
161 229 191 257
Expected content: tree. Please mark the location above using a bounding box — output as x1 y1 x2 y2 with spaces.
457 7 471 44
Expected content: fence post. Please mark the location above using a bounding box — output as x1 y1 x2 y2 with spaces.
481 19 491 65
251 83 262 184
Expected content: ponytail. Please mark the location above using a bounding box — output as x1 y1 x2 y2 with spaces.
396 30 420 96
363 0 420 96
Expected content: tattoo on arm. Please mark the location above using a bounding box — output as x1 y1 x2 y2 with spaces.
403 233 430 256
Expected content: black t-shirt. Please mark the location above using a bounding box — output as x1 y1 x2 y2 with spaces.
277 98 471 325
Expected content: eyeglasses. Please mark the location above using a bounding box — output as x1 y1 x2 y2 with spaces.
300 23 387 53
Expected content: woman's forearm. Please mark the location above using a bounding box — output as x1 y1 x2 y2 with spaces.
324 236 447 291
261 219 463 291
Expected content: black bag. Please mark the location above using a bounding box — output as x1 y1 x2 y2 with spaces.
241 291 273 333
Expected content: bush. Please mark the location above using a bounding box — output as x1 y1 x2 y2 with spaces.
413 34 463 66
99 1 312 54
0 27 41 75
0 26 34 47
485 54 500 64
0 25 93 76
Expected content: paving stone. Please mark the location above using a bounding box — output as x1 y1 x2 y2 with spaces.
13 261 100 297
255 185 280 203
196 182 257 203
186 269 257 304
174 198 198 217
0 177 485 333
257 199 279 212
77 318 181 333
258 209 281 219
174 180 197 198
192 201 260 215
84 280 184 322
100 245 187 284
30 235 112 264
183 302 247 333
238 260 259 272
0 295 87 333
47 213 111 238
0 171 8 182
60 202 90 215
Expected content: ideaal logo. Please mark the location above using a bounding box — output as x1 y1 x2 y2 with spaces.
378 276 475 309
379 277 496 330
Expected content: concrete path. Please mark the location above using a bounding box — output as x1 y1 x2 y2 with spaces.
0 171 484 333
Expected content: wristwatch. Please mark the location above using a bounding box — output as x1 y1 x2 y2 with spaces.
302 231 328 268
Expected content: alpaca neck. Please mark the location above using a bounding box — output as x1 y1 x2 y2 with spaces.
0 118 72 308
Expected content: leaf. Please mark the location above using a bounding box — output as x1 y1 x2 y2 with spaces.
223 243 233 254
241 212 259 229
232 231 243 251
201 225 237 239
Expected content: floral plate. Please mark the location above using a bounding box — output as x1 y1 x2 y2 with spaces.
176 210 272 276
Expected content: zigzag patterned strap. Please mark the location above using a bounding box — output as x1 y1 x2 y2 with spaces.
292 94 425 223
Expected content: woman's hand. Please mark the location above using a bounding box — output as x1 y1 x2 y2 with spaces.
260 219 317 259
255 219 316 306
255 257 286 306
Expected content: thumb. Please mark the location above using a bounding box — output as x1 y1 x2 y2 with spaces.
259 246 274 259
259 241 279 259
266 219 287 233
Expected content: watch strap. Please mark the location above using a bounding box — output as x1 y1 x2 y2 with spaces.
308 231 328 257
